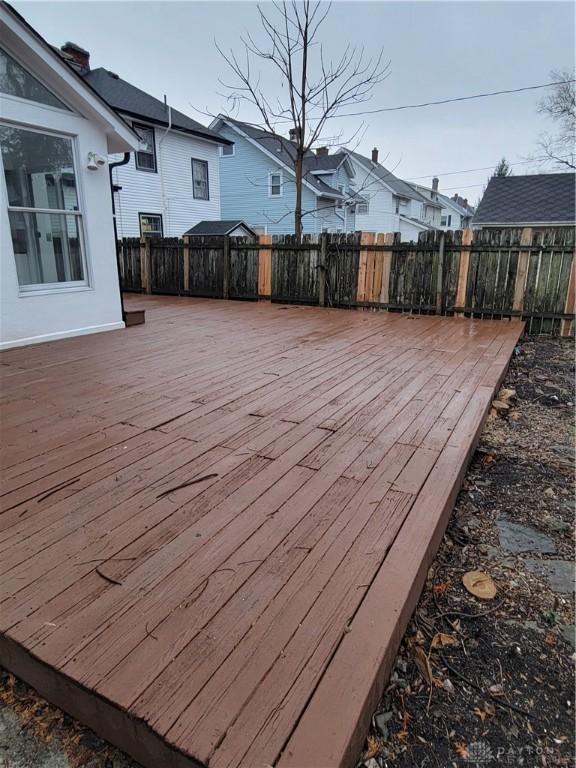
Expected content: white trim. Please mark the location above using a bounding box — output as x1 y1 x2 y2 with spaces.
0 321 125 350
268 170 283 198
0 4 139 152
213 116 331 198
474 221 575 227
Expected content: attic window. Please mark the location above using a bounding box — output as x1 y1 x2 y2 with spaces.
221 144 234 157
357 202 369 215
0 47 69 111
134 123 157 172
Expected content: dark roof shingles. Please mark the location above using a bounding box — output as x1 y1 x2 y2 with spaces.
184 220 255 236
473 173 576 224
84 68 230 144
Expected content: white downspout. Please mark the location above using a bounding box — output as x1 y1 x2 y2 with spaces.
158 96 172 232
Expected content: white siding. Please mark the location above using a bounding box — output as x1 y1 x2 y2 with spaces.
111 117 221 238
1 95 125 348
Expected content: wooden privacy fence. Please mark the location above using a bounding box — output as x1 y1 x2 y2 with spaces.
118 227 575 335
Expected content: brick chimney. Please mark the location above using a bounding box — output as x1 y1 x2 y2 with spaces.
289 127 302 143
371 147 379 163
316 146 329 157
432 177 439 192
61 42 90 73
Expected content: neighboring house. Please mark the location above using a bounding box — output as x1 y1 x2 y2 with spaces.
343 149 442 240
473 173 576 228
410 178 475 230
184 220 257 238
56 44 232 238
210 116 355 235
0 2 138 349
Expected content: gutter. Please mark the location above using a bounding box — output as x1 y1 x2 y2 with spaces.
109 152 131 322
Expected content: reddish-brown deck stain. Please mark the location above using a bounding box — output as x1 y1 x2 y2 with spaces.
0 295 522 768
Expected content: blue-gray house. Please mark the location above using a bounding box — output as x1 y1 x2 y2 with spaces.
210 116 357 235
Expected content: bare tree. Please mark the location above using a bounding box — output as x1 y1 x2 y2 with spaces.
217 1 389 239
535 69 575 170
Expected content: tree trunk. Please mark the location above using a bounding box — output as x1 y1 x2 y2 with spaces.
294 150 303 242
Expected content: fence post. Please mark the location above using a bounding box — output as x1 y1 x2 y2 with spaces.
222 235 231 299
436 231 446 315
560 252 575 337
258 234 272 299
140 237 152 294
378 232 395 307
512 227 533 315
318 232 328 307
182 235 190 294
455 228 472 315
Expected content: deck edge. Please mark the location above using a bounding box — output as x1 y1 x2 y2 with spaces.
0 633 205 768
278 324 524 768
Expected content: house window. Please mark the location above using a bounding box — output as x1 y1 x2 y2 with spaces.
139 213 163 238
0 47 69 110
134 123 157 172
220 144 234 157
357 202 369 216
337 184 344 209
269 171 282 197
0 124 87 290
192 158 209 199
441 216 447 226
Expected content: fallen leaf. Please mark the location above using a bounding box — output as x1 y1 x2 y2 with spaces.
492 399 510 411
363 734 382 760
498 387 516 402
473 706 487 722
462 570 497 600
433 580 451 595
414 646 434 687
453 741 469 759
431 632 459 649
488 683 505 697
544 632 557 647
484 701 496 717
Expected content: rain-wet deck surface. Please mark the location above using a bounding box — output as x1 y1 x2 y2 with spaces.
0 295 522 768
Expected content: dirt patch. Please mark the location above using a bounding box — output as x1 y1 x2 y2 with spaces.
359 336 575 768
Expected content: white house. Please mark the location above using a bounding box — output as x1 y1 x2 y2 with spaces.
343 149 442 240
0 2 139 349
410 178 475 230
55 45 232 239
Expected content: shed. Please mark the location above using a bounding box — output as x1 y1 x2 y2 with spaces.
184 220 258 239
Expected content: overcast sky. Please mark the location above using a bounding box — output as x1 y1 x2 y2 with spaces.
14 0 575 202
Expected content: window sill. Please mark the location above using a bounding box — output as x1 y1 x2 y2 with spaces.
18 284 94 298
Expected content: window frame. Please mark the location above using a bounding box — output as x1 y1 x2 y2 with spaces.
336 184 344 209
268 170 283 198
134 122 157 173
139 212 164 238
356 201 369 216
0 45 72 113
191 158 210 200
220 143 235 157
0 122 90 294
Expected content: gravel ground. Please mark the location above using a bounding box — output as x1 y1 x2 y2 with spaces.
359 335 575 768
1 335 573 768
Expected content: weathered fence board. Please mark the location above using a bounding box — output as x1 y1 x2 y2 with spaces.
118 238 142 292
118 226 575 335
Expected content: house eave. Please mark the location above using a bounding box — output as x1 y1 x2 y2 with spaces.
1 2 139 152
120 109 232 145
473 220 575 227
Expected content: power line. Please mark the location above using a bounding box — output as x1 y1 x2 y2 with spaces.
335 80 575 118
405 156 568 181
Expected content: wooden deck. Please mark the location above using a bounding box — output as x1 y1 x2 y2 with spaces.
0 296 522 768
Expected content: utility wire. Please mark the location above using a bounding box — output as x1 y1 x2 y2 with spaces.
334 80 575 118
406 155 572 181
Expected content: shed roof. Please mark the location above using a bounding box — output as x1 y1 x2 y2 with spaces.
184 220 257 237
473 173 576 224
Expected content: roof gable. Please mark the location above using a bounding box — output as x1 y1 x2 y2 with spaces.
185 220 257 237
346 150 436 205
473 173 576 225
0 2 138 153
213 116 346 199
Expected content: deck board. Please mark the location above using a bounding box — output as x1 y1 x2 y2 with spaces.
0 295 522 768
